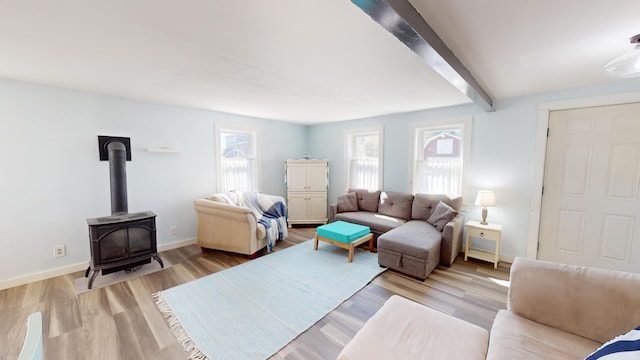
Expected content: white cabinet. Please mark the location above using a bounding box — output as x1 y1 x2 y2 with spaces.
285 160 328 226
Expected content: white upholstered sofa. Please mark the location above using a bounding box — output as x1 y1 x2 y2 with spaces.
338 257 640 359
193 193 287 257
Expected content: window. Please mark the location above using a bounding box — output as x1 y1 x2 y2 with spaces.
410 118 471 198
344 127 383 191
215 125 260 192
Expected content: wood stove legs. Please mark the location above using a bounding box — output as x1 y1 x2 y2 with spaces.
85 268 100 290
153 254 164 269
84 254 165 289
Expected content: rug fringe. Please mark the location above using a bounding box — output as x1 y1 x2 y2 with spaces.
153 292 209 360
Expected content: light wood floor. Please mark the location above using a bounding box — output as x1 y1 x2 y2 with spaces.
1 227 510 359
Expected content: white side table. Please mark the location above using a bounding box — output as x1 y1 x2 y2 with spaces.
464 220 503 269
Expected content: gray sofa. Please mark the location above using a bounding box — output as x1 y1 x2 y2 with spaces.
328 189 464 279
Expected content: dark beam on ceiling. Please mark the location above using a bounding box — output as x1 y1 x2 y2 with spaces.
352 0 494 111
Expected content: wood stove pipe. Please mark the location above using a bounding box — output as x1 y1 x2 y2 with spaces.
107 141 128 215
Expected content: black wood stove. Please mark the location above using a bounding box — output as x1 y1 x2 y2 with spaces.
85 137 163 289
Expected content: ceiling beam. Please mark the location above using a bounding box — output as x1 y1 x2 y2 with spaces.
351 0 494 111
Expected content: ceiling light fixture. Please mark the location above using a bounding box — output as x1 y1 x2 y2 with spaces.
604 34 640 78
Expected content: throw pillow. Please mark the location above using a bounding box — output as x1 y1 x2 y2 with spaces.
350 189 381 213
584 326 640 359
426 201 458 232
337 192 358 213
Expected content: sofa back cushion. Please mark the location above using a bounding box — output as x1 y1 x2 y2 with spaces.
411 194 462 221
509 257 640 344
349 189 381 213
336 192 358 213
377 191 414 220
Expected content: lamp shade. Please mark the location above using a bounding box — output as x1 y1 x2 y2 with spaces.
475 190 496 207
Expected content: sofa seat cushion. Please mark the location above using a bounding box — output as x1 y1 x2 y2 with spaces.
333 211 406 233
377 220 441 259
338 295 489 360
487 310 600 360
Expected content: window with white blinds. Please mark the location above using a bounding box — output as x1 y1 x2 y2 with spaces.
410 118 471 198
345 127 383 191
216 126 259 192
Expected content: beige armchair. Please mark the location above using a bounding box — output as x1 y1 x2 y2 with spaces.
194 195 268 257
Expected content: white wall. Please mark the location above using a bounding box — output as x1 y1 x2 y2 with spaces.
308 78 640 262
0 79 306 286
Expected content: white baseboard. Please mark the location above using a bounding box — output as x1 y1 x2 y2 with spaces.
0 262 89 291
499 254 515 264
460 250 514 265
0 237 198 291
158 237 197 252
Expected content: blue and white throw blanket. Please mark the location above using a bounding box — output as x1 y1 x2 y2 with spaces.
223 191 288 252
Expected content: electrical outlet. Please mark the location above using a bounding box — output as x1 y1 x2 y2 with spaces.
169 225 177 235
53 245 66 258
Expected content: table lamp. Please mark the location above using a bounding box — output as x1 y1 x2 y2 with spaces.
475 190 496 225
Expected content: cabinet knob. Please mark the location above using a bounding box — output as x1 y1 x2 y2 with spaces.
480 232 485 237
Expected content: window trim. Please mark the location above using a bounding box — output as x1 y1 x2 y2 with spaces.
214 124 261 193
408 117 472 204
343 126 384 191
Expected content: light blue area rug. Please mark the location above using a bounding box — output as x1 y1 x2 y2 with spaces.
154 240 384 360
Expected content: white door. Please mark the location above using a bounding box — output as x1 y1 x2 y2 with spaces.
539 102 640 272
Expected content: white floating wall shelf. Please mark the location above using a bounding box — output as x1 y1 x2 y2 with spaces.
145 147 178 153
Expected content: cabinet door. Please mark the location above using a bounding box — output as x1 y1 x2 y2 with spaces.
306 193 327 221
307 162 328 192
286 163 308 192
287 193 308 221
